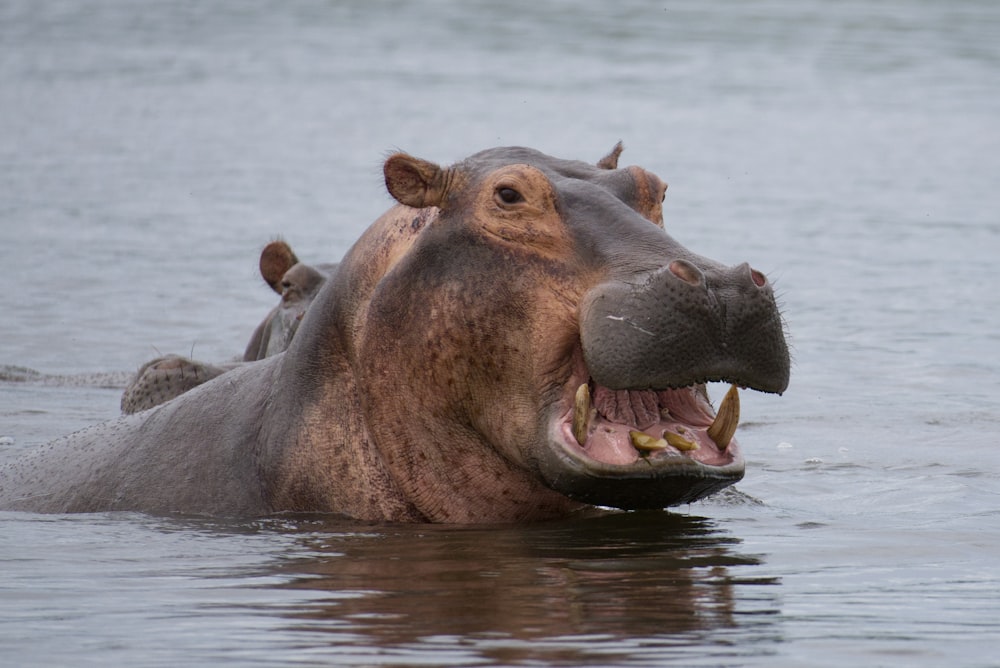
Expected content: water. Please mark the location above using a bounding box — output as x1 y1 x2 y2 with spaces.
2 0 999 665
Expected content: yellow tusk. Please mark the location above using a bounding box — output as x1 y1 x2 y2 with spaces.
572 384 591 446
707 384 740 449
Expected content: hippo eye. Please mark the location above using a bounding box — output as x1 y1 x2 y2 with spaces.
496 187 524 205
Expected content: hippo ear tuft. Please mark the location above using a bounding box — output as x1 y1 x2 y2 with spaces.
384 153 449 209
596 141 624 170
259 240 299 294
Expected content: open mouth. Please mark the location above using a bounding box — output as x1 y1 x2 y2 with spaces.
549 348 745 474
559 380 741 468
537 348 763 509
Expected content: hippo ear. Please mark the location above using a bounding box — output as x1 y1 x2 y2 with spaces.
259 240 299 294
596 141 624 170
384 153 450 209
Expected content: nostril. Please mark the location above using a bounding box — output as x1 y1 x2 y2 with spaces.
668 260 702 286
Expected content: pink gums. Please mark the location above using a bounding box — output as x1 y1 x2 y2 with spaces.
563 385 737 468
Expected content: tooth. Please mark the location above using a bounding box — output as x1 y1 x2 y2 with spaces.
707 384 741 449
664 431 699 451
630 430 669 451
572 383 591 446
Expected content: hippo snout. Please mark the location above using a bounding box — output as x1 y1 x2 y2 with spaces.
580 259 789 394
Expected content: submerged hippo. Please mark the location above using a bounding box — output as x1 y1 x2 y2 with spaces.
243 240 338 362
0 145 789 522
120 240 336 414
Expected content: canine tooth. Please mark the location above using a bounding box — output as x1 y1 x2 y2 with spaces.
629 430 669 451
664 431 699 451
572 383 591 446
707 384 740 449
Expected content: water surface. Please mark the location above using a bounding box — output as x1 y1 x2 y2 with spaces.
2 1 999 666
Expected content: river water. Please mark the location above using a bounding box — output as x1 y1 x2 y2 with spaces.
1 1 998 666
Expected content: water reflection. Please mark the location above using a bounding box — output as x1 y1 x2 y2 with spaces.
261 511 779 664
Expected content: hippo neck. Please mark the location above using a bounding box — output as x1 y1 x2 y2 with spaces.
261 350 426 520
256 208 431 519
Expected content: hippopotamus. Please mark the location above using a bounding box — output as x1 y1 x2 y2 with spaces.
119 240 336 414
243 240 338 362
0 145 789 522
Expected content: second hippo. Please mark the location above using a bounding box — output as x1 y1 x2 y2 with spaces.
119 240 336 414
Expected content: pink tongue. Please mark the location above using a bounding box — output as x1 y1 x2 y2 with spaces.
592 387 661 429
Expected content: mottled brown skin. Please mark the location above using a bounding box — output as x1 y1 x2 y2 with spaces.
120 240 336 414
0 145 789 522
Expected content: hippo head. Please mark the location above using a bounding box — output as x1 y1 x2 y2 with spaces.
244 240 332 362
329 145 789 521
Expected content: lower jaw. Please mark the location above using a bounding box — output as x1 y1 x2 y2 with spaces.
559 475 742 510
559 419 740 469
535 416 745 511
540 431 745 509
